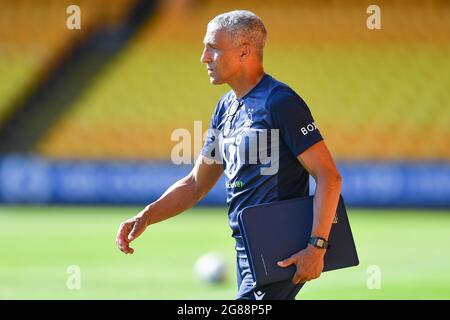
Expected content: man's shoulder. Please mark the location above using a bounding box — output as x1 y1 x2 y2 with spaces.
265 77 305 110
267 74 298 94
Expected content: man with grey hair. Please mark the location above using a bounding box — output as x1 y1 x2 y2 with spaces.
117 10 342 300
207 10 267 60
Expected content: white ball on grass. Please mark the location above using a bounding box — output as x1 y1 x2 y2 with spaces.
194 252 227 284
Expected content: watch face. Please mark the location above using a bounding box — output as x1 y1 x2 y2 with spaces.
317 239 324 247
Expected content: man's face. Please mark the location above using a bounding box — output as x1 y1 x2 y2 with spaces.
200 26 243 84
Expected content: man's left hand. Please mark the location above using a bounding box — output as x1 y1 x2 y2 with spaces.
277 244 326 284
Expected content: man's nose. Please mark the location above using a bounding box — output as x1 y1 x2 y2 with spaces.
200 48 210 64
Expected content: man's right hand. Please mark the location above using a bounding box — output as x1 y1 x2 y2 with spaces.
116 208 149 254
115 156 222 255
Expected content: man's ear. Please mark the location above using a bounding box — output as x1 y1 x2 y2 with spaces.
239 44 251 61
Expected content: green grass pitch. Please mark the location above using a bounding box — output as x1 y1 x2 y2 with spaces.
0 206 449 299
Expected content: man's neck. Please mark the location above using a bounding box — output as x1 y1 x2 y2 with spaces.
229 69 265 99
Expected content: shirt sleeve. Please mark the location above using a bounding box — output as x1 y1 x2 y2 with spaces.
269 87 323 157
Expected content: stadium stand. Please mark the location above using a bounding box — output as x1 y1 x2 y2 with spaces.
0 0 449 207
27 0 450 160
0 0 137 127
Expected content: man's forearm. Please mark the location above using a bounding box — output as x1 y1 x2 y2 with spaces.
311 172 342 240
143 175 203 225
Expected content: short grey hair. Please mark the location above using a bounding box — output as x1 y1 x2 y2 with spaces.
208 10 267 60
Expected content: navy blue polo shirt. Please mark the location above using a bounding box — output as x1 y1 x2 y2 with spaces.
202 74 323 256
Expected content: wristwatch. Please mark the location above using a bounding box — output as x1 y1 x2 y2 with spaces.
309 236 329 249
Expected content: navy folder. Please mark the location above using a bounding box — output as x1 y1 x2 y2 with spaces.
237 195 359 286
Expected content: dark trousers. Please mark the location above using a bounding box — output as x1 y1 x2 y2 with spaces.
236 256 305 300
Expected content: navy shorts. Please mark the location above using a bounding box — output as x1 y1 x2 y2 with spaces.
236 256 305 300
